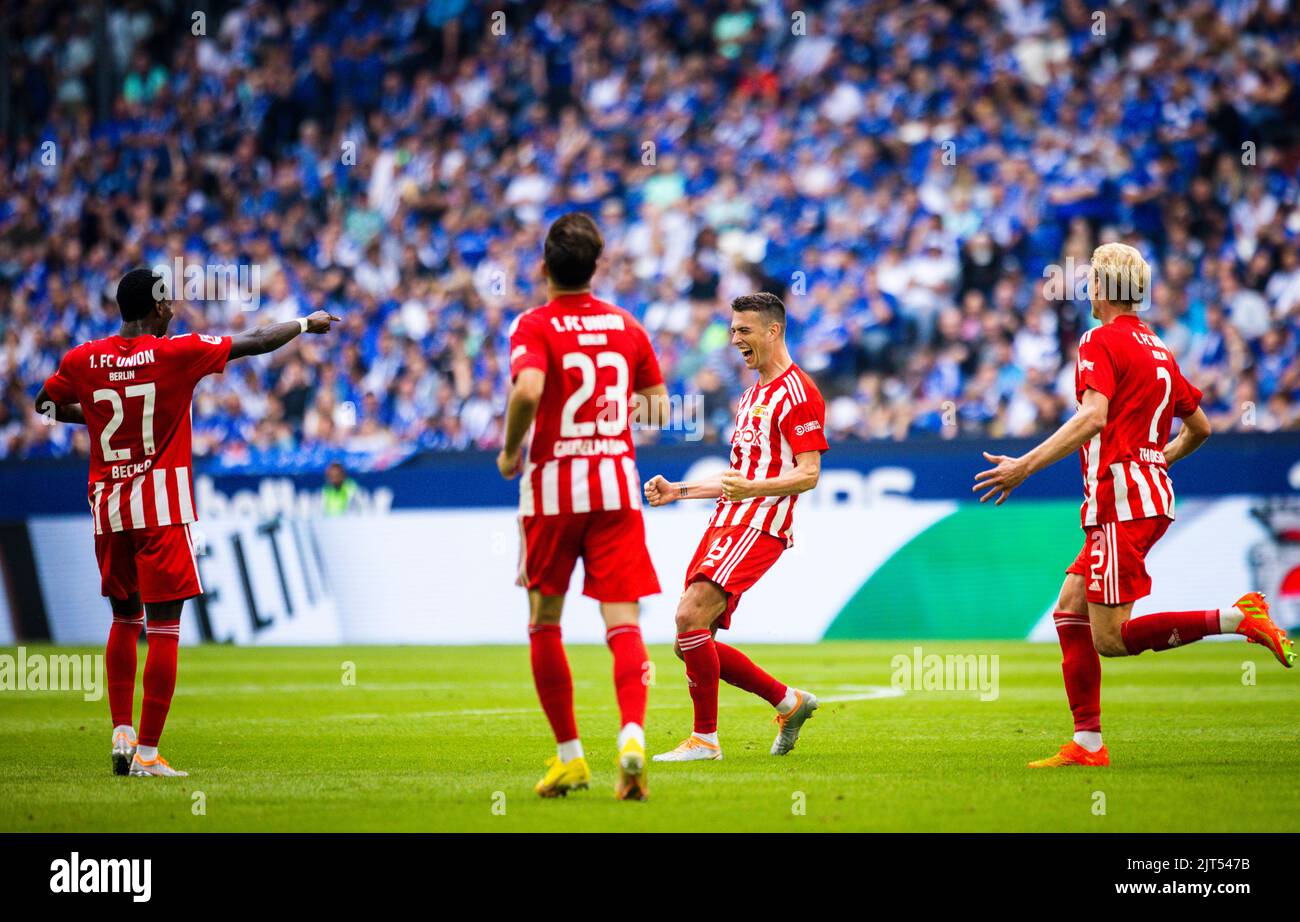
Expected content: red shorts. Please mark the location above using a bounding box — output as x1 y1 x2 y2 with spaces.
94 524 203 604
517 509 660 602
683 524 785 629
1066 517 1171 606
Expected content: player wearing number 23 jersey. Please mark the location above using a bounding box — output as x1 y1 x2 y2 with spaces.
499 213 666 802
508 290 662 601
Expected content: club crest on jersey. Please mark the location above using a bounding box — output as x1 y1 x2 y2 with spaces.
750 404 769 418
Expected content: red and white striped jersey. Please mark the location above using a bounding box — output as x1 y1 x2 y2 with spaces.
43 332 231 534
709 363 828 547
509 292 663 516
1074 314 1203 527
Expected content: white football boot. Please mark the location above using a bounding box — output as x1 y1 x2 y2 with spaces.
129 753 189 777
653 734 723 762
770 689 819 755
111 727 137 776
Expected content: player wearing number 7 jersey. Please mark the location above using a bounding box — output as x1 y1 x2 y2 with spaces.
35 268 339 778
973 244 1293 769
498 213 668 801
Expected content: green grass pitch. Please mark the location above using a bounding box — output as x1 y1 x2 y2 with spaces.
1 641 1296 832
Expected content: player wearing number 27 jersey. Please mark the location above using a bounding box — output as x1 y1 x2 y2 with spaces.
974 244 1293 771
46 328 227 570
497 214 667 802
36 268 339 780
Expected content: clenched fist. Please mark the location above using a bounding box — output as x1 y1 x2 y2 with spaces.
643 474 676 506
720 470 757 502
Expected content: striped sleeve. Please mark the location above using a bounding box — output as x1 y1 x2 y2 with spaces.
778 372 828 454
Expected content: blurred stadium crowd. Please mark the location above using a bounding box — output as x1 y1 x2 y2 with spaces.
3 0 1300 470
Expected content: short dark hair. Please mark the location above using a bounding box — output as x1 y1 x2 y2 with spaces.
731 291 786 330
116 268 163 322
544 213 603 289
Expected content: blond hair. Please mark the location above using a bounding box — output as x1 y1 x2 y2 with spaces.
1089 242 1150 309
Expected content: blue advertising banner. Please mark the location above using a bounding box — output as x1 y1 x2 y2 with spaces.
2 432 1299 518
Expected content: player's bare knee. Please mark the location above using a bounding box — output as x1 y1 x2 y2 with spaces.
1093 633 1128 657
1057 576 1086 615
529 593 564 626
674 604 710 634
109 594 142 617
676 597 719 634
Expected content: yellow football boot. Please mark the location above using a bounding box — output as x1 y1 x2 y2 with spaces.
535 754 591 798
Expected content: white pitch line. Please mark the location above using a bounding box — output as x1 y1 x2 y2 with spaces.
818 684 905 703
315 685 904 722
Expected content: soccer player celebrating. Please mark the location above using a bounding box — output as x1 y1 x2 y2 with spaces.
644 292 827 762
35 268 339 777
498 213 668 801
973 243 1294 768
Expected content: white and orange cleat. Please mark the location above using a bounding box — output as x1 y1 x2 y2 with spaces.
111 726 137 777
128 753 188 778
770 688 820 756
653 734 722 762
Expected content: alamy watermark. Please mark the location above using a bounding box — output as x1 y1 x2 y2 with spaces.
599 392 704 441
890 646 1000 701
151 257 262 309
0 647 104 701
1042 256 1150 309
49 852 151 902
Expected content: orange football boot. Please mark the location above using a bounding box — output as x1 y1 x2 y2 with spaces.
1028 740 1110 768
1232 592 1295 668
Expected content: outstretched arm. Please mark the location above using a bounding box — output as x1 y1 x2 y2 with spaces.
644 470 726 505
33 385 85 425
228 311 340 361
1164 406 1210 467
973 388 1109 506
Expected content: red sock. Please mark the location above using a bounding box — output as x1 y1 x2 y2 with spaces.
106 612 144 728
1053 611 1100 733
715 642 786 707
138 620 181 748
529 624 578 743
678 630 720 734
1120 610 1219 655
606 624 648 728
